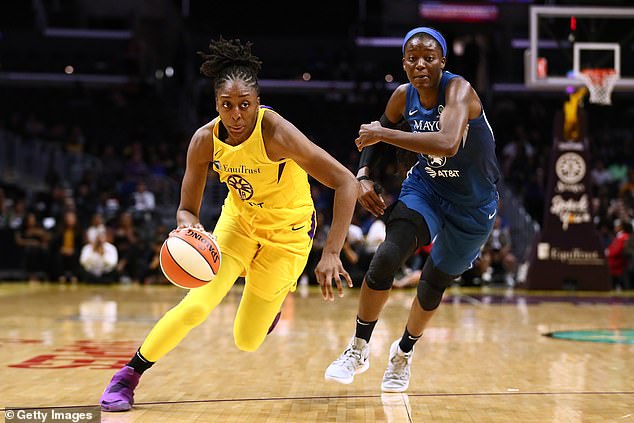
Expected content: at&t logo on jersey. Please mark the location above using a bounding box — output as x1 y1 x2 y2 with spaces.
424 155 460 179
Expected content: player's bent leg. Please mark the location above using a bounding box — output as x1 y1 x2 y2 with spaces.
416 258 458 312
358 206 426 324
364 203 426 292
233 286 288 352
365 240 405 291
140 254 244 361
380 260 459 393
100 254 244 412
327 205 429 385
235 236 311 351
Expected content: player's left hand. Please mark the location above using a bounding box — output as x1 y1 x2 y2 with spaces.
355 121 383 151
314 252 353 301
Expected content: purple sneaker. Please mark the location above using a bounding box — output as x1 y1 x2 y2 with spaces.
100 366 141 412
267 311 282 334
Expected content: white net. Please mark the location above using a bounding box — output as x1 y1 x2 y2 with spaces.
577 69 618 105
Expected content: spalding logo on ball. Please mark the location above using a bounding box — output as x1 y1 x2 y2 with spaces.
159 228 221 288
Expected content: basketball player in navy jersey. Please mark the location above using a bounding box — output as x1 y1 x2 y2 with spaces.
325 27 500 392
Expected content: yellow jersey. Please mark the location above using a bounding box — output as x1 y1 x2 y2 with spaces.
211 106 315 229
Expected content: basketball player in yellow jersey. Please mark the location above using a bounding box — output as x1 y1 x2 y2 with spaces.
100 37 360 412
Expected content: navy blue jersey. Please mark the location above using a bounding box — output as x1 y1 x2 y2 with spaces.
404 71 500 206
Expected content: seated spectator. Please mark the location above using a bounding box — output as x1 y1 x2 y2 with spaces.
461 255 491 287
50 210 83 283
14 212 50 282
131 181 156 220
605 219 632 290
79 229 119 283
481 215 517 286
86 212 106 244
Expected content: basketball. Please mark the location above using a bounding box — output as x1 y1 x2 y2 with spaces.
159 228 221 289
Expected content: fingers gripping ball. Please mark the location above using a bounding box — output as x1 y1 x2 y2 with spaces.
160 228 221 288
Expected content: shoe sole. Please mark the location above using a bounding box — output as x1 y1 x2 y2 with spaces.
324 360 369 384
381 383 409 393
101 402 133 412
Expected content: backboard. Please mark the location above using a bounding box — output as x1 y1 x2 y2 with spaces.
525 6 634 93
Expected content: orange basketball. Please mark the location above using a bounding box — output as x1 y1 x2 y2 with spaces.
159 228 221 289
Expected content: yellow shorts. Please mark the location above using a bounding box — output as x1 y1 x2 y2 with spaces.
212 208 316 301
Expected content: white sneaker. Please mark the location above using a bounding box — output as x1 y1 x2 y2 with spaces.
324 336 369 384
381 340 414 392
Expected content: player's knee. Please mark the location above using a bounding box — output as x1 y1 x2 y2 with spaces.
234 334 264 352
366 241 402 290
416 260 457 311
178 304 209 327
416 279 447 311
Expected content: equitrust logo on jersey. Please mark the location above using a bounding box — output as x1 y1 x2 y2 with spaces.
223 164 261 174
213 162 261 174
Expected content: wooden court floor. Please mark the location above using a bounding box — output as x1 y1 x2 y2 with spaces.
1 281 633 422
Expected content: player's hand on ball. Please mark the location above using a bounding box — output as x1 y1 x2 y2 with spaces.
169 222 206 237
170 224 217 242
314 252 353 301
161 226 221 289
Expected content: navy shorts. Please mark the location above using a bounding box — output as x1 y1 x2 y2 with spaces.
398 176 498 275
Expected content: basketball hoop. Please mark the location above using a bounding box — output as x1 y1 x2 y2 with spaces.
577 68 618 105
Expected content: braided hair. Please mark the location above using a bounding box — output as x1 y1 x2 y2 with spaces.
198 37 263 95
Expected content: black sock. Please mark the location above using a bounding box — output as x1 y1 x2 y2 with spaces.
398 327 421 353
127 349 155 374
355 316 378 343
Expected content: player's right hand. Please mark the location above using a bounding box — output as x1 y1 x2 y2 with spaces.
358 179 386 217
314 252 353 301
169 223 206 237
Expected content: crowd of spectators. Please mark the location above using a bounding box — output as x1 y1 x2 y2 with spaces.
1 86 633 290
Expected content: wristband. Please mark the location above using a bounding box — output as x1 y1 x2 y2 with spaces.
356 175 371 182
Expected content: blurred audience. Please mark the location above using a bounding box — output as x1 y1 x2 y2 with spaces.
1 80 634 292
79 229 119 283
